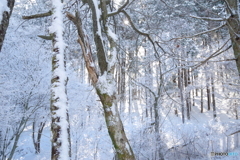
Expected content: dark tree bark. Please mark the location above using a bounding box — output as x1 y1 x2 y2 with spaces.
32 121 46 154
184 68 190 120
0 0 15 52
211 76 217 118
224 0 240 76
50 1 71 159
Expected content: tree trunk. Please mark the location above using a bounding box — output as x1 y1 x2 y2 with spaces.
206 72 211 111
211 75 217 118
201 88 203 113
67 7 135 159
7 117 27 160
0 0 15 52
32 120 46 154
178 68 185 123
184 68 190 120
225 0 240 76
153 96 164 160
50 1 71 159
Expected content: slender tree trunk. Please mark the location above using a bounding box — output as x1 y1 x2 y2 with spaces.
201 88 203 113
50 1 71 159
178 68 185 123
7 117 27 160
0 0 15 52
184 68 190 120
206 72 211 111
234 100 238 120
32 120 46 154
211 76 217 118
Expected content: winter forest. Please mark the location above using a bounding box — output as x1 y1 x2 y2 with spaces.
0 0 240 160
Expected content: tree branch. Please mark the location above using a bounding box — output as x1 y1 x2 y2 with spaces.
223 0 235 15
108 0 129 17
192 39 232 70
229 130 240 136
120 10 165 56
190 15 229 21
22 10 52 19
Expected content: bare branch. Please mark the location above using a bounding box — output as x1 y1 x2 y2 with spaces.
120 10 165 56
192 39 232 70
37 35 53 40
160 23 226 42
190 15 229 21
108 0 129 17
223 0 235 15
67 11 98 84
229 130 240 136
128 74 156 97
22 11 52 19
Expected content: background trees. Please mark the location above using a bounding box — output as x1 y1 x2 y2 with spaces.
0 0 239 160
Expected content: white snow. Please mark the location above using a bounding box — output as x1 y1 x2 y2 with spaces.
92 0 103 38
97 71 116 96
108 47 117 70
49 0 69 160
0 0 9 22
108 28 118 41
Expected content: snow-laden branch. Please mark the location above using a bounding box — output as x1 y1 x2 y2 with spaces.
49 0 70 159
190 15 229 21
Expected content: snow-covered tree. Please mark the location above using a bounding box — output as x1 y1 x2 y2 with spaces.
50 0 71 159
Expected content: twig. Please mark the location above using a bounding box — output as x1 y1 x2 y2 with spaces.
108 0 129 17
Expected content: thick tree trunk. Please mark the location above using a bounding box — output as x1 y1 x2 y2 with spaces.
97 89 135 160
67 8 135 159
225 0 240 76
50 1 71 159
0 0 15 52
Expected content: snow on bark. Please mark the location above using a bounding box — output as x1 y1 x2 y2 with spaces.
97 71 116 96
92 0 103 38
49 0 70 160
0 0 9 22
